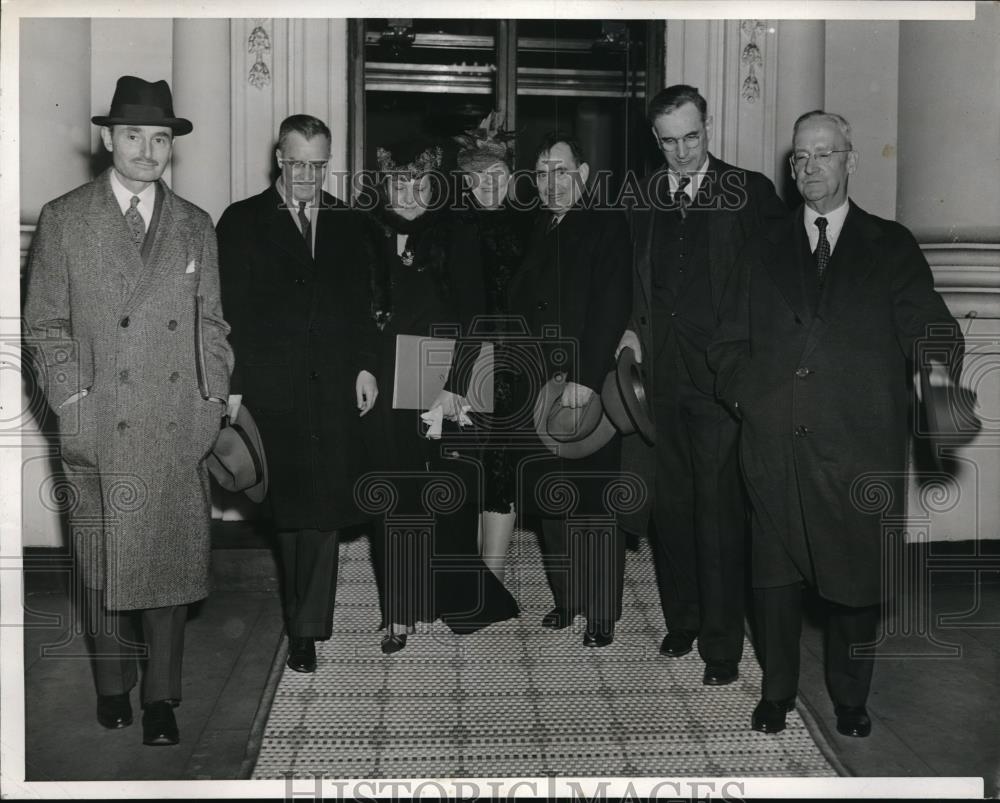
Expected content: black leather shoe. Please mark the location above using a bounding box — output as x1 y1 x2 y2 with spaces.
659 629 697 657
97 693 133 729
703 660 739 686
286 636 317 673
541 607 577 630
582 620 614 648
142 700 179 746
835 705 872 738
751 697 796 734
380 633 407 654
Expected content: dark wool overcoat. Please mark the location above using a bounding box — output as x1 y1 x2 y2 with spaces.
217 187 379 531
24 168 234 610
507 206 633 519
707 202 962 607
619 155 787 536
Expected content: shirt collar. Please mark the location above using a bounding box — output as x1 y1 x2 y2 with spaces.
275 175 319 211
804 198 850 239
668 155 711 197
109 169 156 214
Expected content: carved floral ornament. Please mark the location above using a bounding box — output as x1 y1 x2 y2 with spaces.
248 19 272 89
740 20 767 103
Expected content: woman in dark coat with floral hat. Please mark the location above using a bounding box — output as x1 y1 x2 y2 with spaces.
362 136 520 653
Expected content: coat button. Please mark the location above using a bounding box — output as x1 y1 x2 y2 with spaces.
794 425 809 437
639 316 648 325
120 316 130 328
670 311 678 317
295 278 306 285
167 320 178 331
169 371 180 382
795 367 811 379
166 422 177 432
119 370 129 382
536 301 548 311
310 371 319 380
117 421 128 432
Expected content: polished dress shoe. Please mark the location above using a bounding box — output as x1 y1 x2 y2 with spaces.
142 700 179 746
582 620 614 648
835 704 872 738
703 660 739 686
97 693 133 729
751 697 796 734
659 629 697 657
541 607 577 630
380 633 407 654
286 636 317 673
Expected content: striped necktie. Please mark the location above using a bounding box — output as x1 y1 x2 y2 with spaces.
674 176 691 220
298 201 312 252
125 195 145 246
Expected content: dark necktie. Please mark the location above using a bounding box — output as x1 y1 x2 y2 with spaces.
814 216 830 281
125 195 145 246
298 201 311 252
674 176 692 220
546 213 560 234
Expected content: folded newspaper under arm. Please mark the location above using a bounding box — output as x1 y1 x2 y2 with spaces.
392 334 494 412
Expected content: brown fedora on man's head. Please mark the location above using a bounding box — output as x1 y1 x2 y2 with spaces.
91 76 193 135
601 346 655 445
533 374 617 460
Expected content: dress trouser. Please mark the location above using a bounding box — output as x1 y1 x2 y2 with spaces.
277 528 340 640
753 583 879 706
540 517 625 625
85 588 187 704
651 356 746 662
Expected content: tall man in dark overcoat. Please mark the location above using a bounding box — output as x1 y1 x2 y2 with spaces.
708 110 962 737
617 85 787 685
217 115 380 674
508 133 632 647
23 76 233 746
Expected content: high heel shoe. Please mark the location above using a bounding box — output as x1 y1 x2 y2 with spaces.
380 632 407 654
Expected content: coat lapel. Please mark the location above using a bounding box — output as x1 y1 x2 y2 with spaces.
266 186 315 274
122 181 186 315
85 169 145 304
761 209 811 322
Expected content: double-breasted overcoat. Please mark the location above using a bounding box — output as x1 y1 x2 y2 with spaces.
24 168 233 610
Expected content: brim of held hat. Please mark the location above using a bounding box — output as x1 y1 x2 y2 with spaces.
533 378 617 460
922 374 981 446
91 114 193 136
616 347 655 445
207 406 268 503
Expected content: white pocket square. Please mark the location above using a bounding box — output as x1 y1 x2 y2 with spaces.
185 260 197 274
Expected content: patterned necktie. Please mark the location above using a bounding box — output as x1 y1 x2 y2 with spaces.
674 176 692 220
546 213 560 233
125 195 145 246
814 216 831 281
298 201 311 251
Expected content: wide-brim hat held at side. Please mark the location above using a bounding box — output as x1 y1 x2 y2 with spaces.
601 346 655 445
207 406 268 503
534 374 617 460
91 75 193 135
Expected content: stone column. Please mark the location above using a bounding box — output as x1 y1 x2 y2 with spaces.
172 19 232 222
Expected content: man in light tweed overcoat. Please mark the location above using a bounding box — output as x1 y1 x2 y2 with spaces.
23 76 233 747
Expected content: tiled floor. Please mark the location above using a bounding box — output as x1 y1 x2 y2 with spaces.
16 532 1000 795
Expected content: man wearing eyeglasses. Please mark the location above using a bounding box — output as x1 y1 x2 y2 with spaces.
708 110 961 737
217 114 380 674
617 84 786 689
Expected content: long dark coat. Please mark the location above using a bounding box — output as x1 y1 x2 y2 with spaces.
24 168 233 610
708 202 962 607
217 187 379 531
507 206 633 518
620 155 786 535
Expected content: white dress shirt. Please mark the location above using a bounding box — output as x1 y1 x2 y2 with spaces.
804 199 849 255
668 155 711 201
275 177 319 258
109 170 156 229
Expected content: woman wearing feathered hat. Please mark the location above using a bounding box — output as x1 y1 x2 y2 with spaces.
363 129 520 653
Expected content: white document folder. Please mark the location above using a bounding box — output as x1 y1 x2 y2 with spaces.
392 334 494 412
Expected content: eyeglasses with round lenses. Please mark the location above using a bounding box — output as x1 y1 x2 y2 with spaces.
659 132 702 153
789 149 852 170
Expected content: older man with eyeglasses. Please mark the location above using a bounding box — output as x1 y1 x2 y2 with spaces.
617 85 787 691
217 114 380 674
708 110 962 738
